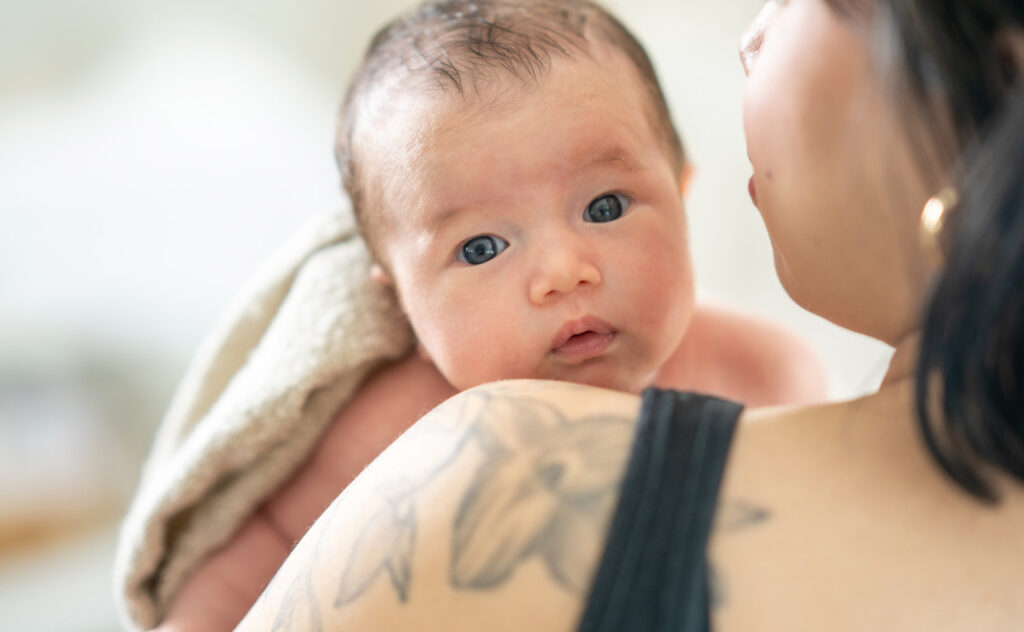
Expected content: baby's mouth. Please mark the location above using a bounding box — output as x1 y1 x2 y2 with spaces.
551 317 616 361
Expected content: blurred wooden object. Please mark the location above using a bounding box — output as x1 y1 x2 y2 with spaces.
0 371 138 556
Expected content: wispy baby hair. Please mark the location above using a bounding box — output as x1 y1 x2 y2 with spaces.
335 0 685 257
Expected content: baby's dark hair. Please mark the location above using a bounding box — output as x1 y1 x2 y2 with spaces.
335 0 685 259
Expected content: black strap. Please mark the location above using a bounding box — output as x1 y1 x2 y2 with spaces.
577 389 742 632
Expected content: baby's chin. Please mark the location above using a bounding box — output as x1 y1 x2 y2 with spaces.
526 364 656 395
444 359 657 395
446 364 651 393
567 372 652 395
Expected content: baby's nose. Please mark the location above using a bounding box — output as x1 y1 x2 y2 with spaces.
528 246 602 304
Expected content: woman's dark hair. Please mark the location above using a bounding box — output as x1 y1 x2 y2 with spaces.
918 83 1024 501
828 0 1024 500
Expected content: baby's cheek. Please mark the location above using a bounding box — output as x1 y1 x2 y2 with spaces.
434 307 530 390
628 243 694 333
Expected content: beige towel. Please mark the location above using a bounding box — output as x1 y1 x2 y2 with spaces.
113 204 414 631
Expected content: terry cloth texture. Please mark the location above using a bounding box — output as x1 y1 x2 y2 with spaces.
113 205 414 631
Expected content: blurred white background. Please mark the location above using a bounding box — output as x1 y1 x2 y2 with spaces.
0 0 891 630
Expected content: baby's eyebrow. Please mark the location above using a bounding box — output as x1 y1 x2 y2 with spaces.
425 147 641 235
428 204 474 236
571 146 641 175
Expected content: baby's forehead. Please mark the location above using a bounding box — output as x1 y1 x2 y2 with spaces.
356 49 646 154
354 50 669 222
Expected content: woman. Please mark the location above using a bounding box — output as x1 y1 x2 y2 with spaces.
172 0 1024 629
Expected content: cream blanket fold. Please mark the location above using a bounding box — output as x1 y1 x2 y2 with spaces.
113 206 414 631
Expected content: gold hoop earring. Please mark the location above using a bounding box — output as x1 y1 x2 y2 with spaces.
920 186 957 263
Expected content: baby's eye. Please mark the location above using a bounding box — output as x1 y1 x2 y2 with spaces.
457 234 509 265
584 194 630 223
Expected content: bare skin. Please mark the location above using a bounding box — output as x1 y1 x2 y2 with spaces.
152 302 823 632
711 345 1024 631
230 346 1024 632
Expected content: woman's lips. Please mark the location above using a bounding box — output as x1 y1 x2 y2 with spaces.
748 175 758 206
551 316 616 361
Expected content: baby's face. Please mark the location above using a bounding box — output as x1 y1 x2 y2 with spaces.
366 52 694 393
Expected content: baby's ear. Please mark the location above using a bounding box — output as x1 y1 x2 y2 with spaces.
679 163 696 197
370 263 394 286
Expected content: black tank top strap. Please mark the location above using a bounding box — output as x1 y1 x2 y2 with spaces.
576 389 743 632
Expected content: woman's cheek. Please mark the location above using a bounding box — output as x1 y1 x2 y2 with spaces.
745 87 770 172
743 77 785 178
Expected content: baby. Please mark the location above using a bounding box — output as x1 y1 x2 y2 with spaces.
152 1 823 630
341 0 821 400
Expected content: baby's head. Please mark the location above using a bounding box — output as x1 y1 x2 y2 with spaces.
337 0 696 393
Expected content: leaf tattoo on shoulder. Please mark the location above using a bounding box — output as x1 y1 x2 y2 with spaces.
334 479 417 606
709 498 771 609
316 389 633 614
714 499 770 532
324 396 485 607
449 395 634 595
271 566 323 632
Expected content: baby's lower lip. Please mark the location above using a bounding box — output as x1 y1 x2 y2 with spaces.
552 331 616 361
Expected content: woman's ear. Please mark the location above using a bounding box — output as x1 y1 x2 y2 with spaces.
679 163 696 197
370 263 393 286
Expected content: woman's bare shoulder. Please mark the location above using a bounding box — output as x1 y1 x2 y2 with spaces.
711 384 1024 631
238 379 1024 632
237 380 644 632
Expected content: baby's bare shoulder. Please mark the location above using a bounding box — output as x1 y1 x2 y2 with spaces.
658 303 828 406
